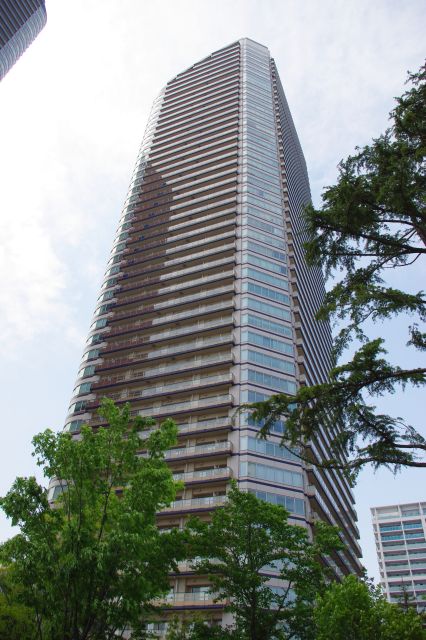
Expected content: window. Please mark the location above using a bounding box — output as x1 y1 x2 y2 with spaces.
74 383 92 396
245 297 291 321
243 269 288 292
243 349 295 375
240 435 298 462
245 369 297 394
246 241 286 263
82 349 100 362
79 365 95 378
242 313 292 338
242 329 293 355
380 524 402 532
243 282 289 305
246 216 283 236
249 489 305 515
247 254 287 275
241 461 303 488
64 420 84 433
246 228 285 249
246 194 283 216
246 205 283 226
68 401 86 414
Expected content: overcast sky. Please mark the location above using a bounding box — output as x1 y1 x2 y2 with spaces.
0 0 425 582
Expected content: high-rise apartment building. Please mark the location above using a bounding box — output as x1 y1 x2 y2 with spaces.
60 38 362 628
372 501 426 613
0 0 46 81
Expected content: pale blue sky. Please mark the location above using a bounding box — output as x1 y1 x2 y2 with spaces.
0 0 425 582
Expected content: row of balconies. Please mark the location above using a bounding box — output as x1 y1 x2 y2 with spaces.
92 333 233 372
106 282 234 333
122 210 237 257
92 352 233 390
124 230 235 270
99 301 234 353
117 255 235 294
128 177 237 224
99 308 234 356
161 66 239 117
107 282 233 324
122 241 235 282
87 370 232 409
88 393 234 428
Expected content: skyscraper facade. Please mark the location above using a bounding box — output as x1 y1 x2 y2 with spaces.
0 0 46 81
61 38 362 627
372 502 426 614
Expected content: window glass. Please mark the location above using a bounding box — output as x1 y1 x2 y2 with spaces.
243 267 288 291
246 254 287 275
246 195 283 216
246 228 285 249
245 217 283 236
245 369 297 393
244 297 291 320
246 241 286 262
249 489 305 515
243 281 289 305
242 349 295 374
246 205 283 226
242 313 292 338
241 329 293 355
242 461 303 487
247 185 282 206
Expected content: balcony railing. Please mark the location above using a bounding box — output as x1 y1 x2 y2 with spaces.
158 591 223 604
161 494 227 512
173 467 231 483
165 440 231 459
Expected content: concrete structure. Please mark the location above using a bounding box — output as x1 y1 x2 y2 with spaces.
63 39 362 629
372 501 426 613
0 0 46 81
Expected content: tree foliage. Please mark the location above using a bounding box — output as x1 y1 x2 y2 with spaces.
0 400 185 640
314 574 426 640
0 568 36 640
249 62 426 479
186 483 342 640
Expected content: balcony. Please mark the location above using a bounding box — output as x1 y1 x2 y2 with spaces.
177 416 231 435
166 440 231 460
136 393 233 417
157 591 224 607
161 494 227 513
173 467 232 483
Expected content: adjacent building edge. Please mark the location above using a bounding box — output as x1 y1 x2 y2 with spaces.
0 0 47 81
372 501 426 615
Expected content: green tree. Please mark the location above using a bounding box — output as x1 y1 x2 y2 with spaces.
314 574 425 640
186 483 342 640
249 63 426 480
0 399 185 640
0 568 36 640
